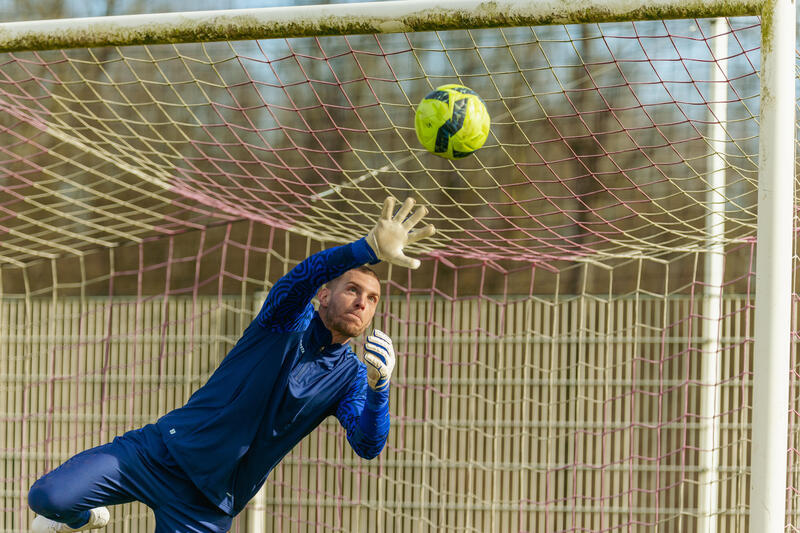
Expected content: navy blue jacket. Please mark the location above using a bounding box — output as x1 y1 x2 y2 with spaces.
156 238 389 516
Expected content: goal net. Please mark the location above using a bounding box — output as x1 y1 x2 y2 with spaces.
0 2 795 531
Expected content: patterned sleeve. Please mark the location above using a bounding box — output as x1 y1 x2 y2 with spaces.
256 237 379 331
334 364 390 460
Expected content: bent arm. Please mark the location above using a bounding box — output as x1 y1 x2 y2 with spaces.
335 365 390 459
257 237 378 331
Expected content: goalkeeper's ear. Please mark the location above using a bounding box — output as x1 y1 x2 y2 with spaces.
317 284 332 308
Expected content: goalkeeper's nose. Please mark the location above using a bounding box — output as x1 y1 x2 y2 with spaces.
353 294 367 310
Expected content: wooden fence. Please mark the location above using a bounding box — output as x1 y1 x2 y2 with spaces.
1 293 754 532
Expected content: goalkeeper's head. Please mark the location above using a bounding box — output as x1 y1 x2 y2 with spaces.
317 266 381 343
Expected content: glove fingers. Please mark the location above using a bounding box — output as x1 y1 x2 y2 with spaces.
366 333 392 350
402 205 428 230
393 197 415 223
390 253 420 270
371 329 392 343
366 337 390 352
365 342 391 364
381 196 396 220
407 224 436 245
364 330 394 390
364 352 386 373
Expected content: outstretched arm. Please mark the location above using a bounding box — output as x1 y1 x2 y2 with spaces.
258 197 436 331
257 238 378 331
335 331 396 459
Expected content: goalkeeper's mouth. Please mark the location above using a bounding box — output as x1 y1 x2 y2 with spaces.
345 312 363 324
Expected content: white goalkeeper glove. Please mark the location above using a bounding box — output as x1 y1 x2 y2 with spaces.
366 197 436 269
364 330 395 391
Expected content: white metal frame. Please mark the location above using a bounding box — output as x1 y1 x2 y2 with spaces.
0 0 794 530
0 0 762 52
698 17 729 531
750 0 796 530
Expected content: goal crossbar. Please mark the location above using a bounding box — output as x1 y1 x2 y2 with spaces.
0 0 763 52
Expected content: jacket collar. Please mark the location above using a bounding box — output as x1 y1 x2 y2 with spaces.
303 311 349 359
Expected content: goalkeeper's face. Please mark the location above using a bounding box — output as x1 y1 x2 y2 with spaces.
318 269 381 342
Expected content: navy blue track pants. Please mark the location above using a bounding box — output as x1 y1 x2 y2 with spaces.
28 424 232 533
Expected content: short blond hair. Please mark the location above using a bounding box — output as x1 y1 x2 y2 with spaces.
326 266 380 288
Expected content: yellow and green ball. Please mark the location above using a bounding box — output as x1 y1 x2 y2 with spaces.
414 84 490 160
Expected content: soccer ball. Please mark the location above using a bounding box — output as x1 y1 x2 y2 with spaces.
414 84 490 160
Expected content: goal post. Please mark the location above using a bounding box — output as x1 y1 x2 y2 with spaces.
0 0 795 531
749 0 796 531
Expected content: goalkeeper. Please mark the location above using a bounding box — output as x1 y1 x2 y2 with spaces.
27 197 435 533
